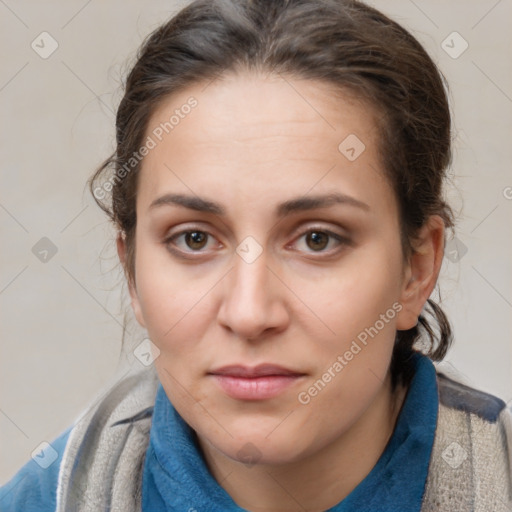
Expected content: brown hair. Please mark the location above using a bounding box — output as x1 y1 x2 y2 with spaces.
90 0 454 387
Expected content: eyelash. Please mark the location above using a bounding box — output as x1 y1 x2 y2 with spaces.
164 226 350 259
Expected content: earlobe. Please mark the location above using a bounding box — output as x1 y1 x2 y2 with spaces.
396 216 445 331
116 232 146 328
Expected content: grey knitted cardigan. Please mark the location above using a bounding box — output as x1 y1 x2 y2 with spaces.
55 365 512 512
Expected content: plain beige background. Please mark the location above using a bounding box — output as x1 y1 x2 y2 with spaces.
1 0 511 484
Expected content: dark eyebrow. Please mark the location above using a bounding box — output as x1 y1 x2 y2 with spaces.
148 192 370 216
276 193 370 216
149 193 224 215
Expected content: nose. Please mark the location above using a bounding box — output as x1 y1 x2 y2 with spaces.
217 248 289 341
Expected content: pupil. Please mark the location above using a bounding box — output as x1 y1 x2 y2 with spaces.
308 231 327 251
187 231 206 249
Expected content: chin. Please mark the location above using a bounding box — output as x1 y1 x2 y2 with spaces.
203 422 313 467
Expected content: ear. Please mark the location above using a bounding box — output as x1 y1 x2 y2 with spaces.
396 215 445 331
116 232 146 328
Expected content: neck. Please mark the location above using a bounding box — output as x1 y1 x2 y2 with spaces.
198 372 408 512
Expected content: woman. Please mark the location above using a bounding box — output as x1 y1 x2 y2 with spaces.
1 0 511 510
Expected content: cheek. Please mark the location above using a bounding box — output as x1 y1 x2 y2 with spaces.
296 243 403 412
133 241 224 367
133 242 191 338
137 274 207 345
308 245 403 341
296 267 401 434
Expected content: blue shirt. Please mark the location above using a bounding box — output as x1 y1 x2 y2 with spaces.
0 353 438 511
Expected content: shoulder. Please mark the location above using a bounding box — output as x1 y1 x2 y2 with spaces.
0 427 72 512
55 365 159 511
422 368 512 511
0 365 160 512
435 369 512 459
436 370 507 422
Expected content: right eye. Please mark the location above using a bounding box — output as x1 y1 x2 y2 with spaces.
164 228 221 258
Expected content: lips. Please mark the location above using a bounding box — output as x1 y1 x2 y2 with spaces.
208 364 305 400
209 364 303 378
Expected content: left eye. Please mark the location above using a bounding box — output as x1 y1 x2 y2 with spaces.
294 229 345 253
167 230 216 252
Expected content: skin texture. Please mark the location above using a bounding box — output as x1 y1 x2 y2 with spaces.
117 71 445 511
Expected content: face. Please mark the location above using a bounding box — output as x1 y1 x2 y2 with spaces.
125 72 419 465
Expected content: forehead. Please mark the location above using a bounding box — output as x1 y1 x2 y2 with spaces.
147 71 376 146
137 71 392 215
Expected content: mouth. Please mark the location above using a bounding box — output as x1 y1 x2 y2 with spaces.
208 364 306 401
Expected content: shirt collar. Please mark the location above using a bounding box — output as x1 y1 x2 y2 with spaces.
143 352 438 511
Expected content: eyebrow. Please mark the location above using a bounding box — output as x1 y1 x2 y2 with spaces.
149 192 370 217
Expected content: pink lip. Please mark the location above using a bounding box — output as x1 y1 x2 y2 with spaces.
208 364 305 400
